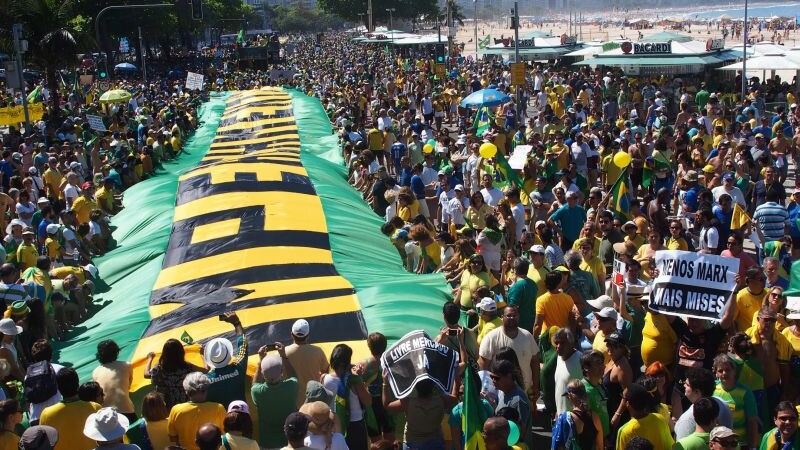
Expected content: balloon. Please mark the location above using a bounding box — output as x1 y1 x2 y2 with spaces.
507 421 520 446
427 139 437 147
479 142 497 159
423 144 434 154
613 151 632 168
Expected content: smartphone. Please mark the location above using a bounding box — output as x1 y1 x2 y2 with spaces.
447 328 458 336
218 314 226 320
266 343 278 351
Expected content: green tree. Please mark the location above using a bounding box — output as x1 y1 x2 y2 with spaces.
0 0 84 108
317 0 438 22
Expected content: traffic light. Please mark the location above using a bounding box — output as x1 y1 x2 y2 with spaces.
98 69 107 79
190 0 202 20
434 44 445 64
509 9 517 29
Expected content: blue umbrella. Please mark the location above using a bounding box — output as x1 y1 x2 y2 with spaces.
460 88 511 108
114 62 137 71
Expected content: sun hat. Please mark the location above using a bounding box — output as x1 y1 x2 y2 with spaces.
83 407 130 442
203 337 234 369
0 318 22 336
710 426 738 441
299 401 335 432
8 301 30 320
20 425 58 450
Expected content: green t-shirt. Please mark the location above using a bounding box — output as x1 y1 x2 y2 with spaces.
583 378 609 436
621 304 646 348
507 277 537 333
714 381 758 446
567 270 599 304
674 431 710 450
252 377 299 448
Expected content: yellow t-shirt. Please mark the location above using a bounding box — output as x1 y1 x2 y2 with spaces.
526 265 549 296
0 432 19 450
782 327 800 361
459 271 498 308
39 400 101 450
16 242 38 271
71 196 97 225
477 316 502 344
43 169 63 199
50 265 87 284
579 257 606 283
616 412 675 450
602 154 623 186
641 312 677 367
168 401 226 450
534 291 574 335
593 328 611 366
735 288 767 333
96 186 114 213
745 325 792 363
45 237 61 260
666 237 688 250
624 234 646 250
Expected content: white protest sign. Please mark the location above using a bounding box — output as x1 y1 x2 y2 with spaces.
185 72 205 91
86 115 106 132
507 145 532 170
649 250 739 321
612 258 626 287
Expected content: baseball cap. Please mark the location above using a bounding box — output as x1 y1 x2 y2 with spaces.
529 244 545 254
260 354 283 383
710 426 739 441
755 133 765 139
284 412 310 436
454 184 464 192
83 264 98 279
292 319 310 338
722 172 734 181
604 332 625 346
596 307 618 321
622 221 637 230
702 164 715 173
476 297 497 312
46 224 60 235
227 400 250 415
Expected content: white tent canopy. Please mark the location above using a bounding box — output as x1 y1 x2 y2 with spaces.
718 53 800 71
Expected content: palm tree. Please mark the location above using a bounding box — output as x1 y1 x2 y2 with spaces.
0 0 82 109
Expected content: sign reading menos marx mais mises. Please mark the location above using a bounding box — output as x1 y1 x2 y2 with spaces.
649 250 739 321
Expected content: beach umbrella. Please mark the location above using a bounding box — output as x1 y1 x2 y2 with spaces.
460 88 511 108
114 62 137 71
99 89 132 104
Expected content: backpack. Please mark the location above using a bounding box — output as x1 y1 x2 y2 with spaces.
24 361 58 404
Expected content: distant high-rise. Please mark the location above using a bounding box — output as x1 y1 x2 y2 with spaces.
260 0 318 9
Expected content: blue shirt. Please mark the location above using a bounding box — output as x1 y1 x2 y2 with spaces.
684 185 704 212
390 142 407 161
410 174 426 200
549 204 587 242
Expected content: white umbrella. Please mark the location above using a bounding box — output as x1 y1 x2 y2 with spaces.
718 54 800 71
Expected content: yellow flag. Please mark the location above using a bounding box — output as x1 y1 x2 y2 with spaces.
731 203 750 230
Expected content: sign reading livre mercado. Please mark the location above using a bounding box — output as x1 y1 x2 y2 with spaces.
648 250 739 320
622 41 672 54
380 330 460 399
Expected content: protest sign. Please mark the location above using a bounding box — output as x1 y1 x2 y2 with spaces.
185 72 205 91
507 145 532 170
612 258 626 287
649 250 739 320
380 330 459 399
787 297 800 313
86 114 106 132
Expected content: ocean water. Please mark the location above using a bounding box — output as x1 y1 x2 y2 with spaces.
687 3 800 20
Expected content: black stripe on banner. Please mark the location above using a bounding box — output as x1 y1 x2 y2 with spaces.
150 263 339 304
192 311 369 350
225 97 292 109
162 230 331 268
142 287 356 337
170 206 265 234
213 128 299 143
193 158 303 170
175 175 316 206
220 110 294 125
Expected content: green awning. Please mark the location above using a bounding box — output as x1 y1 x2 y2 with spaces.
479 47 571 57
574 56 713 66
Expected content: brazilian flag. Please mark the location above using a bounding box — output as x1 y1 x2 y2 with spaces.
478 35 490 49
463 363 488 450
474 106 493 136
610 167 631 219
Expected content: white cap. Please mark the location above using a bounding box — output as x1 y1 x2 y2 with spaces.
476 297 497 312
83 264 98 279
454 184 464 192
46 224 60 234
530 244 545 254
227 400 250 415
203 337 234 369
587 295 614 311
292 319 310 338
596 307 618 320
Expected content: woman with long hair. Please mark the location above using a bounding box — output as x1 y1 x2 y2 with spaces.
0 399 21 449
144 338 207 409
605 333 633 433
453 254 498 324
465 191 492 232
322 344 372 450
440 239 476 283
124 392 171 450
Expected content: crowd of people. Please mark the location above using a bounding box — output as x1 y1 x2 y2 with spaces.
0 26 799 450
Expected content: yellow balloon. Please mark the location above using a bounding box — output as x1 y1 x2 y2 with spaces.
423 144 434 154
613 151 632 168
479 142 497 159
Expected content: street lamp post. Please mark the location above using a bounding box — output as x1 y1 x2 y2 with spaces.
741 0 748 100
386 8 395 53
358 13 365 31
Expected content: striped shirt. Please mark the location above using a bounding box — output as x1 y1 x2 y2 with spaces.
714 381 758 447
0 282 31 307
753 202 789 241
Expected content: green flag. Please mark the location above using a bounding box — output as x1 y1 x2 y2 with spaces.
236 28 245 44
473 106 493 136
478 35 490 49
180 330 194 345
26 86 41 104
463 363 487 450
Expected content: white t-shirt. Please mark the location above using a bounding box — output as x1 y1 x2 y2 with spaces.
699 226 719 252
674 397 733 440
28 363 64 422
305 433 349 450
322 373 363 422
479 327 540 390
711 186 746 208
481 187 504 207
448 197 468 226
511 202 526 241
554 351 583 416
63 184 79 208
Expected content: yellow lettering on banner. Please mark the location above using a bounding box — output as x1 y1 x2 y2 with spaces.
0 103 44 126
